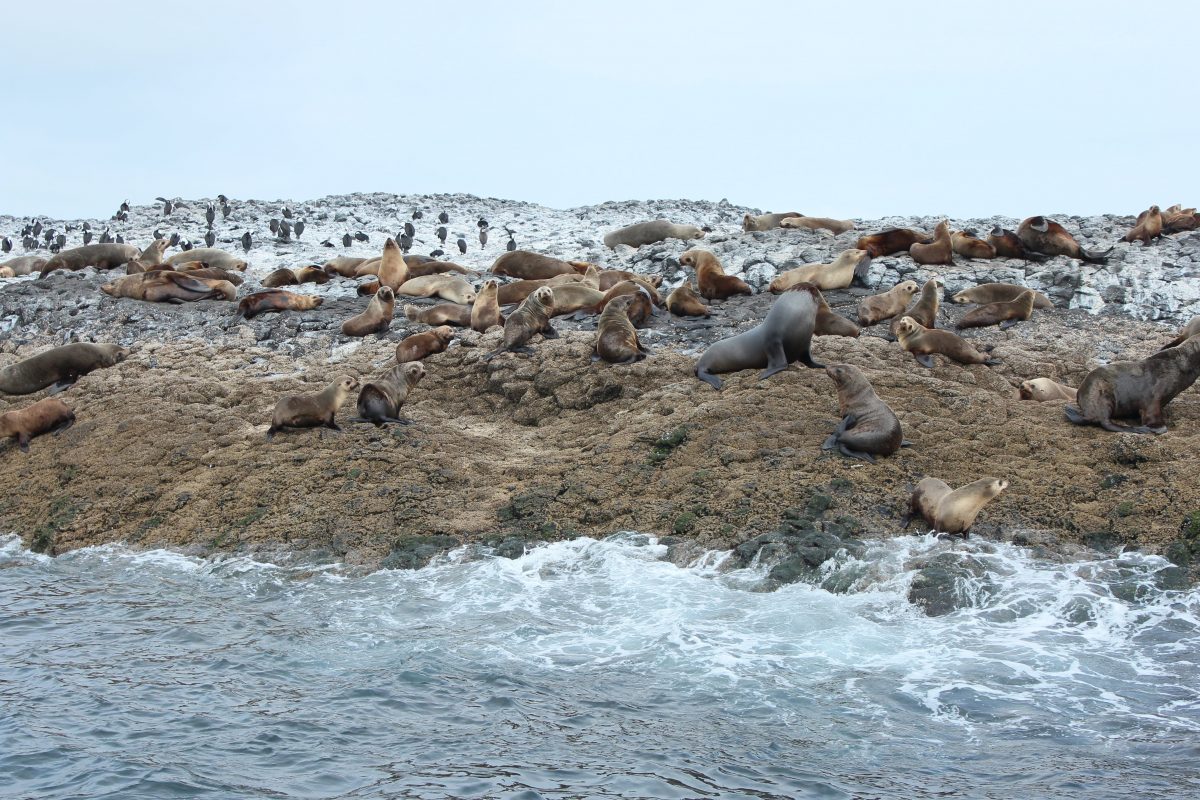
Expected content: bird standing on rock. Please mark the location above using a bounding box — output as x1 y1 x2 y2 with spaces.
282 206 293 219
399 234 413 253
205 204 216 225
404 222 415 238
354 231 369 242
479 228 488 248
436 226 447 244
506 228 516 251
457 237 467 255
163 199 173 216
3 236 13 252
242 231 253 251
270 219 280 235
412 210 423 220
205 230 216 247
221 203 231 220
295 220 305 239
438 211 449 224
169 233 181 247
279 220 292 241
82 230 92 244
342 233 352 248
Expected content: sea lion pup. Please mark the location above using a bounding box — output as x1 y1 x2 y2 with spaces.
490 250 589 280
39 243 140 277
164 248 248 271
267 375 359 439
950 230 996 259
1019 378 1076 402
857 280 919 326
471 279 505 332
909 220 954 266
821 364 905 462
680 249 752 300
1016 216 1111 263
0 256 47 276
955 290 1035 331
694 284 822 390
341 286 395 337
887 277 943 337
985 225 1046 261
894 316 999 368
549 284 606 316
395 274 476 304
950 282 1053 310
404 303 473 327
603 220 705 249
0 397 75 452
1065 334 1200 434
854 228 932 258
484 285 558 360
377 237 409 291
622 285 655 328
352 362 426 426
238 290 323 319
594 295 649 364
667 281 710 317
0 342 128 395
780 216 857 235
396 326 456 362
324 256 368 277
1122 205 1163 244
768 249 872 293
101 271 235 303
910 477 1008 535
742 212 804 231
814 290 860 338
598 269 663 292
1160 316 1200 350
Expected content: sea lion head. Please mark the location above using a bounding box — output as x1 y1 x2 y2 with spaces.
531 285 555 308
375 286 395 303
432 325 455 344
337 375 360 393
895 316 920 337
897 280 920 297
990 224 1004 237
100 344 131 365
1148 205 1160 215
741 213 754 231
402 362 427 385
679 251 697 267
1029 216 1049 232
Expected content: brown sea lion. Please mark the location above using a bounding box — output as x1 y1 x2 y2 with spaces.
694 284 822 390
490 251 590 280
1065 334 1200 434
404 303 473 327
666 281 710 317
1019 378 1076 402
0 342 128 396
814 291 860 338
549 284 606 317
950 230 996 259
0 397 75 452
471 279 506 332
164 248 248 271
888 278 943 338
238 290 322 319
743 212 804 231
0 256 47 276
768 249 872 292
1162 207 1199 233
594 295 648 364
955 290 1035 330
597 269 662 291
396 326 456 363
485 286 558 360
821 364 905 461
854 228 932 258
603 220 704 249
857 280 919 326
680 250 752 300
951 283 1053 309
780 216 856 235
267 376 359 439
909 220 954 266
1122 205 1162 245
39 243 141 277
622 285 655 328
324 256 368 277
895 316 999 368
352 362 426 426
262 267 300 287
377 238 409 291
341 286 395 337
910 477 1008 535
985 225 1046 261
183 267 244 286
0 267 12 278
1017 216 1111 263
101 271 235 303
396 274 476 304
139 238 169 264
1160 316 1200 350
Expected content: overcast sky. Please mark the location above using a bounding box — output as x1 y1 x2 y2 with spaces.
3 0 1195 220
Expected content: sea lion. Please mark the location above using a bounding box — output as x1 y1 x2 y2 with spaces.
955 290 1035 330
768 249 872 292
594 295 648 364
813 289 860 338
780 216 856 235
490 251 590 280
395 274 476 304
598 269 662 292
622 285 655 328
888 278 943 337
139 238 169 264
985 225 1046 261
238 290 323 318
396 326 456 362
950 283 1053 309
666 281 710 317
101 271 235 303
485 285 558 359
406 259 477 278
680 250 752 300
164 248 248 271
549 284 606 317
603 220 704 249
182 266 244 286
1019 378 1076 402
857 280 919 326
821 364 905 461
262 267 300 287
1160 316 1200 350
39 243 140 277
855 228 932 258
1123 205 1162 245
0 256 47 276
950 230 996 259
895 316 999 368
262 266 329 287
1065 334 1200 434
910 477 1008 535
742 212 804 232
1162 207 1199 233
0 267 12 279
909 220 953 265
0 342 128 396
404 303 473 327
324 256 368 277
377 238 409 291
341 286 395 337
0 397 75 452
352 362 426 426
471 279 506 332
694 284 822 390
1017 216 1111 263
267 375 359 438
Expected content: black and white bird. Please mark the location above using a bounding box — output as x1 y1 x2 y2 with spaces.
294 220 305 239
438 211 449 224
399 234 413 253
116 234 125 244
99 229 112 244
279 220 292 241
32 220 42 236
22 236 36 250
205 204 216 225
82 230 92 244
477 217 488 229
457 237 467 255
436 226 447 244
354 231 369 242
403 222 415 238
478 228 488 248
169 232 181 247
269 219 280 235
204 230 216 247
221 203 232 220
163 199 173 216
342 233 352 248
282 206 293 219
506 228 516 251
2 236 12 252
241 231 253 251
120 200 131 212
412 210 423 220
430 248 444 258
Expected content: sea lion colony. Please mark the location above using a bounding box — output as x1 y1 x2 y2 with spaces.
1 201 1198 537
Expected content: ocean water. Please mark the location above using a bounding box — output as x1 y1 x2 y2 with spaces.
1 532 1197 800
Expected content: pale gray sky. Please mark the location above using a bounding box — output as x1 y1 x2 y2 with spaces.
3 0 1195 219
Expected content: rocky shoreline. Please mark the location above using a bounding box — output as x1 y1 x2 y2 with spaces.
2 193 1198 596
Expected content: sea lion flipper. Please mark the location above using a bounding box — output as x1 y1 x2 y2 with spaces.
998 320 1020 331
984 358 1001 367
1064 405 1087 425
696 368 722 390
17 433 30 453
47 379 77 395
837 443 875 463
541 324 559 339
914 354 935 369
820 434 839 451
759 337 789 380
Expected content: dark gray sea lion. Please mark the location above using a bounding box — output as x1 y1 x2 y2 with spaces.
352 362 426 426
39 243 141 277
603 220 704 249
822 364 906 462
267 376 359 438
0 343 129 395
